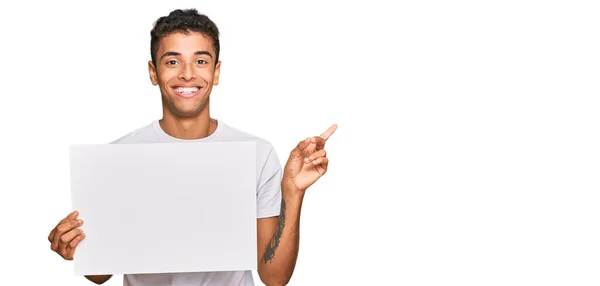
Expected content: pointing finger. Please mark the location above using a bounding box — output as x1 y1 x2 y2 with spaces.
320 124 338 141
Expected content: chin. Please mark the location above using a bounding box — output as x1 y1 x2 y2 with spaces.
166 102 208 118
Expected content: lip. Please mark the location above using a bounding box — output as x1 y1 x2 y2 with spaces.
171 85 201 98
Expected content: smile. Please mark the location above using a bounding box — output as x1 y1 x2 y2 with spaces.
172 86 201 98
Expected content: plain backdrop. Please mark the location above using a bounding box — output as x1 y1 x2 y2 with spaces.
1 0 599 285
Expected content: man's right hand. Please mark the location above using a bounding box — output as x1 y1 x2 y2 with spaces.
48 210 86 260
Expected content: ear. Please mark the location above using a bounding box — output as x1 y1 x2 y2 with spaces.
148 60 158 86
213 61 221 86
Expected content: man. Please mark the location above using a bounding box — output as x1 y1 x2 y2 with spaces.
47 8 336 286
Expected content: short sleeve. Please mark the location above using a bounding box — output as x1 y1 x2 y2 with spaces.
256 146 283 218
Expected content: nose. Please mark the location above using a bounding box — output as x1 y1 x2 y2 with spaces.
178 63 196 81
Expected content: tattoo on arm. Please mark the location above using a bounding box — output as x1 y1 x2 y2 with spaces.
263 199 286 263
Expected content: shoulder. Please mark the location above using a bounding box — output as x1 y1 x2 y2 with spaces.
217 121 275 151
109 121 159 144
217 121 282 166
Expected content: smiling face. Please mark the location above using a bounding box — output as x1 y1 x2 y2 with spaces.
148 31 221 118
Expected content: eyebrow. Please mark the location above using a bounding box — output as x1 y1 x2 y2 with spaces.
160 51 213 60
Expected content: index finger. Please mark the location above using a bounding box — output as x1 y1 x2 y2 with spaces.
58 211 79 226
52 211 79 235
320 124 338 141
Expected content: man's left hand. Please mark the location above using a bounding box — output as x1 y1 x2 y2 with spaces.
282 124 338 197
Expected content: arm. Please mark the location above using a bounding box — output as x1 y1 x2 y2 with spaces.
257 192 304 286
257 124 337 286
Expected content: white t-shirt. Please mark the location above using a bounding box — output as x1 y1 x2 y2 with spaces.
109 119 282 286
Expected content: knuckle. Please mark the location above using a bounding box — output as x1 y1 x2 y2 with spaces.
59 235 69 244
57 224 68 233
70 237 80 247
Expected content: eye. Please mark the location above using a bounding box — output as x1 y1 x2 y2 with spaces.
166 60 178 65
197 59 207 64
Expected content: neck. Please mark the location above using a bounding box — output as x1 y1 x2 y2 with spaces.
159 106 217 140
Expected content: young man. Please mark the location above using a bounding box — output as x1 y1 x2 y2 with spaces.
47 8 336 286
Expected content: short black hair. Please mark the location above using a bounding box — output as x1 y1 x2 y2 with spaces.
150 9 220 66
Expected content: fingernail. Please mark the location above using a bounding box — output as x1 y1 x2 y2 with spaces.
304 157 309 163
78 219 83 224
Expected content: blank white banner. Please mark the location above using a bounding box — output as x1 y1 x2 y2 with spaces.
69 142 257 276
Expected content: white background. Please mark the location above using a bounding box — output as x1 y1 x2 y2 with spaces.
1 0 599 285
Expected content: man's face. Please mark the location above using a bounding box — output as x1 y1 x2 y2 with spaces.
148 31 220 118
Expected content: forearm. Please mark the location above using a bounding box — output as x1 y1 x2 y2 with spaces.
259 191 304 285
85 275 112 284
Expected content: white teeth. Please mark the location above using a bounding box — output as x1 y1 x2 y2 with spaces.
175 87 199 94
